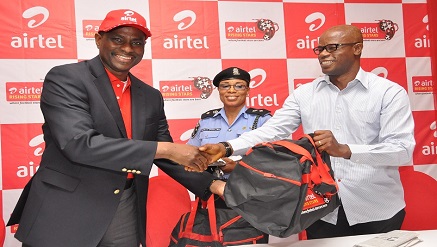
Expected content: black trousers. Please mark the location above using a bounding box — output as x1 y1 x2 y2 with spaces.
306 205 406 239
23 184 139 247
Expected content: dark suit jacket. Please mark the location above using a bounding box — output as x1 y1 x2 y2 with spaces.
7 56 215 247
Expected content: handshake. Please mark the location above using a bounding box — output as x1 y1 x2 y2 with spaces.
156 142 232 196
156 142 231 172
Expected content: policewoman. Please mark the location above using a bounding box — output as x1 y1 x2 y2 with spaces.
188 67 271 242
188 67 271 178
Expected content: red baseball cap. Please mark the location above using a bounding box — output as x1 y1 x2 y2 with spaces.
99 9 152 38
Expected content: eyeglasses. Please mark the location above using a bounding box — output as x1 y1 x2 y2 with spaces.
313 42 360 55
218 84 248 91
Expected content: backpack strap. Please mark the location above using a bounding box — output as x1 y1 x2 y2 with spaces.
272 136 338 196
206 196 219 240
302 134 338 196
181 197 220 241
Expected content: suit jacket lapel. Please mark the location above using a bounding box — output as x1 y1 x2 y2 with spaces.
130 76 146 140
88 56 128 138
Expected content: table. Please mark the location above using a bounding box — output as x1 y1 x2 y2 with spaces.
238 230 437 247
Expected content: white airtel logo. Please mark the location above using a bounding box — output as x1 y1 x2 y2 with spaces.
173 10 196 30
305 12 326 32
163 9 208 49
248 68 267 89
23 6 49 28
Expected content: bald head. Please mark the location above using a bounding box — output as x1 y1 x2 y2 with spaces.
321 25 363 43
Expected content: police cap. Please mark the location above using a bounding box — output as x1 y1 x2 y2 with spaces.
213 67 251 87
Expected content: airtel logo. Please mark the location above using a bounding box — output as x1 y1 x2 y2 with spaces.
247 68 280 107
414 15 430 49
296 12 325 50
430 121 437 138
305 12 325 32
10 6 64 49
30 134 45 156
23 6 49 28
163 9 209 49
17 134 44 178
421 121 437 156
174 10 196 30
423 15 429 31
248 68 267 89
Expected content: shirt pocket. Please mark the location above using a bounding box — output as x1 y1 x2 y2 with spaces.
355 110 380 142
199 129 221 139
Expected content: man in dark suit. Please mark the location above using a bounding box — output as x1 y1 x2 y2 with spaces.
7 9 222 247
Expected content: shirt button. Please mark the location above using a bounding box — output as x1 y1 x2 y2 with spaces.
228 129 232 132
117 84 121 87
114 189 120 194
116 96 120 100
337 179 341 182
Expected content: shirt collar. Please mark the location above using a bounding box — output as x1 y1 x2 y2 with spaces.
217 106 248 119
104 68 131 92
316 67 367 90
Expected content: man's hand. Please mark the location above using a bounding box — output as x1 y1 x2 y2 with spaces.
156 143 210 172
219 157 237 173
199 143 227 162
183 143 227 172
209 180 226 197
313 130 351 159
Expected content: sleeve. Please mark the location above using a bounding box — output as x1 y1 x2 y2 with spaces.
154 159 215 200
348 86 415 166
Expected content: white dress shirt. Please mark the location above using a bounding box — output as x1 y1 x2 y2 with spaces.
228 68 415 225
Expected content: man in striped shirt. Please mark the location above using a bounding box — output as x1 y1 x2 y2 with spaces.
201 24 415 239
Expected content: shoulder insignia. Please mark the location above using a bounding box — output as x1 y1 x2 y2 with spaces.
201 108 221 119
190 122 200 138
246 108 271 116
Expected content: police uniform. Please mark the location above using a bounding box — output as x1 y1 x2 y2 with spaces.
188 106 271 147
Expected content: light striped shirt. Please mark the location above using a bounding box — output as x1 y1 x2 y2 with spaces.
228 68 415 225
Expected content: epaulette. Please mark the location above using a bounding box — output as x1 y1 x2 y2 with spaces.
245 108 271 116
201 108 221 119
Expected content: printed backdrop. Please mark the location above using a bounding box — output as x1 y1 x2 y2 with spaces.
0 0 435 245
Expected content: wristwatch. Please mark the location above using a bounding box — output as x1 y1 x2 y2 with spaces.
219 141 233 157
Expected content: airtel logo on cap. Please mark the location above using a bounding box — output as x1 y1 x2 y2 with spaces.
10 6 64 49
121 10 137 22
